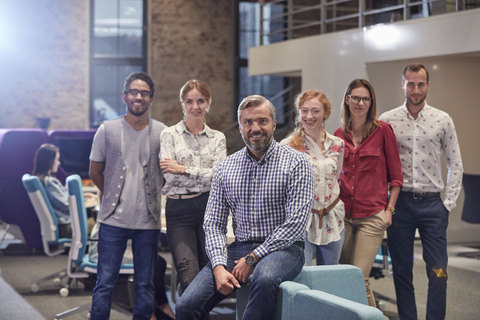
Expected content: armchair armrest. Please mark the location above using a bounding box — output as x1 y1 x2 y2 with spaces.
276 281 310 320
292 290 385 320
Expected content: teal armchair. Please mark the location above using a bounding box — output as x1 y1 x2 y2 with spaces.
237 265 384 320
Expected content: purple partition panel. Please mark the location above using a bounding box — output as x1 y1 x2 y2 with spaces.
0 129 48 248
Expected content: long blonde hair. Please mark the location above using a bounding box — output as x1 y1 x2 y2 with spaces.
340 79 380 140
288 90 332 152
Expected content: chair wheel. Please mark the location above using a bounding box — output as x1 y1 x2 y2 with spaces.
59 287 69 297
31 283 39 292
377 300 386 312
53 277 62 286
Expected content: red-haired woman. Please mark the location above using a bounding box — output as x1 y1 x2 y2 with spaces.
281 90 345 266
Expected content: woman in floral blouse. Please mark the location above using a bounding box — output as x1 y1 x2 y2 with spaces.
281 90 345 266
160 79 227 295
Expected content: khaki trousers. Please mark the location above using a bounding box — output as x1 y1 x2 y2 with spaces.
340 210 389 307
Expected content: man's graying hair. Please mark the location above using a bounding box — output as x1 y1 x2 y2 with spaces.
237 95 276 123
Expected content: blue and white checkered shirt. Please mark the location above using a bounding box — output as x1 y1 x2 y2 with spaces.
204 140 315 269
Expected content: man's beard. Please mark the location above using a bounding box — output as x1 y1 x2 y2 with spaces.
407 93 427 106
242 131 273 152
128 104 148 116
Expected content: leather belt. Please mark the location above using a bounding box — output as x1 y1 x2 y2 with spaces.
399 191 441 200
167 192 203 200
294 241 305 249
311 196 340 216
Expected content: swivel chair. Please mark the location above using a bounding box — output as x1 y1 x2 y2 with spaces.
21 174 71 293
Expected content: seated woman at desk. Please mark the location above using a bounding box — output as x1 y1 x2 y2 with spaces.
33 143 96 238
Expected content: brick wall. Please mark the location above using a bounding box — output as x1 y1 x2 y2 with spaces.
0 0 236 134
0 0 89 129
149 0 236 131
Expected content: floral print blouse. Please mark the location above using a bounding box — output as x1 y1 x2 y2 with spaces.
160 121 227 196
281 131 345 245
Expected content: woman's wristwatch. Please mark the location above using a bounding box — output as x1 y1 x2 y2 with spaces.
387 206 395 215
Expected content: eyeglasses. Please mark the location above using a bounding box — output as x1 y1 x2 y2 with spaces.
126 89 151 98
348 95 372 105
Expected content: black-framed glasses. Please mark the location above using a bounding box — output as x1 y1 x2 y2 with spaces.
348 95 372 105
126 89 152 98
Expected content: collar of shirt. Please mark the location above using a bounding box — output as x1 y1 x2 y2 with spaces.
243 139 277 165
402 101 431 119
175 120 214 138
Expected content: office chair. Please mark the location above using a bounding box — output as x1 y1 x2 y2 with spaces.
55 175 134 318
21 174 71 293
371 241 396 309
458 173 480 259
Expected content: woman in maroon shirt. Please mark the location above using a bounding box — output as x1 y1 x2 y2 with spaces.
334 79 403 307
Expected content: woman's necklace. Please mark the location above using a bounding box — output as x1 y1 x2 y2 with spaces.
352 132 363 148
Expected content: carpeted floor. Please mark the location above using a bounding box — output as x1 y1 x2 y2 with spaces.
370 244 480 320
0 243 236 320
1 239 480 320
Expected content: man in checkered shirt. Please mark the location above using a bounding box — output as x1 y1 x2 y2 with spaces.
175 94 315 320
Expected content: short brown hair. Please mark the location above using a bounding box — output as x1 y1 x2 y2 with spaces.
402 63 429 83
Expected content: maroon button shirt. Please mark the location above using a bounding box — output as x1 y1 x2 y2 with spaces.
334 121 403 219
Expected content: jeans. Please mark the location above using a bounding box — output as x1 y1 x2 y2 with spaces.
166 192 209 293
153 254 169 306
304 229 345 266
175 241 305 320
90 223 160 320
340 210 389 307
388 195 449 320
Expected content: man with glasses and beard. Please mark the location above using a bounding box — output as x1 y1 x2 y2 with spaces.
175 95 314 320
380 64 463 320
89 72 166 320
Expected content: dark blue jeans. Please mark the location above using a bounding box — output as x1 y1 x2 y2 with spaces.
175 241 305 320
90 223 160 320
166 192 209 294
387 195 449 320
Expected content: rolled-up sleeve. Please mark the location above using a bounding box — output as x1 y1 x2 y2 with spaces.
383 123 404 188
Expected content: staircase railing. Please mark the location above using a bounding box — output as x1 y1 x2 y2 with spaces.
258 0 477 45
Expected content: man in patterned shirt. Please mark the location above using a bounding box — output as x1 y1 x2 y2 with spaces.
175 95 315 320
379 63 463 320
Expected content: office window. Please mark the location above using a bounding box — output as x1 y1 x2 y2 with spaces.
236 1 289 125
90 0 147 128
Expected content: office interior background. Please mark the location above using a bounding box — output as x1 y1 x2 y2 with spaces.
1 0 479 254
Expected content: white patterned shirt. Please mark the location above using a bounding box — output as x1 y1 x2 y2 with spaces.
204 141 315 269
160 121 226 195
281 131 345 245
379 102 463 211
